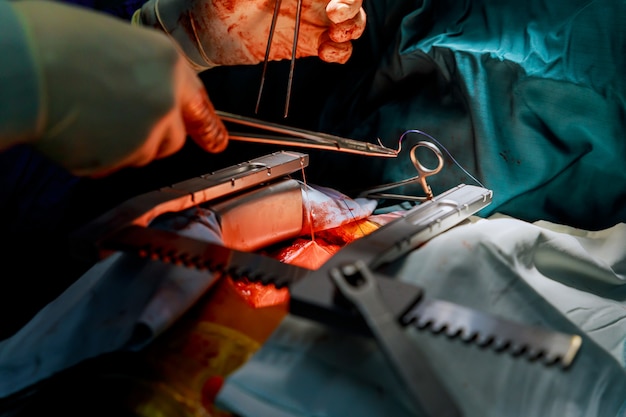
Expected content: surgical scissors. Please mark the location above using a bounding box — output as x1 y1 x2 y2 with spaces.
358 140 444 200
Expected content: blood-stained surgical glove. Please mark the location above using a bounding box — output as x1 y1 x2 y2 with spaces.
132 0 366 70
7 1 228 177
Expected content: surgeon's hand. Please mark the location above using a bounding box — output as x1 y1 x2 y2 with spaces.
11 1 228 177
133 0 366 71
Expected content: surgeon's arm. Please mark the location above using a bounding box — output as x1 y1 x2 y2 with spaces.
0 0 228 178
133 0 366 71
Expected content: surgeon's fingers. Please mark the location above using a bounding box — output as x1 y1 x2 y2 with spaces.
321 0 365 63
145 111 187 162
318 32 353 63
326 0 364 24
177 61 229 153
153 125 184 160
327 7 366 43
85 112 187 178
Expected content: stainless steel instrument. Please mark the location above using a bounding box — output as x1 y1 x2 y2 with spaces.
218 110 398 158
71 151 583 417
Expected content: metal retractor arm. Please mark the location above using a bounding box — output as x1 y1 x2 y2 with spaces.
331 260 463 417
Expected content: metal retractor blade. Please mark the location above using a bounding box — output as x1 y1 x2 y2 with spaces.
104 224 582 369
102 225 309 289
401 298 582 368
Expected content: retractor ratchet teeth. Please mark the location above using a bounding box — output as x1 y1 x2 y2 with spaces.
102 215 582 370
402 298 582 368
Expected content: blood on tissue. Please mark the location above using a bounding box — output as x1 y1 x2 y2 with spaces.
273 238 341 270
227 239 339 308
316 218 380 245
302 200 354 234
227 194 386 308
228 278 290 308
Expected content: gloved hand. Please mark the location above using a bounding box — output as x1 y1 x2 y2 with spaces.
10 1 228 177
132 0 366 71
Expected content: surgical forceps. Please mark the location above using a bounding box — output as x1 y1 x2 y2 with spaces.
256 0 303 118
217 110 399 158
358 140 445 201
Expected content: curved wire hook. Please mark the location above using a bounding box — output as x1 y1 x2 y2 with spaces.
410 141 444 199
389 129 485 188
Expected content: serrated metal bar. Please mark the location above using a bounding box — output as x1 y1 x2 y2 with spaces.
104 224 583 369
102 225 308 288
402 298 582 368
91 167 581 370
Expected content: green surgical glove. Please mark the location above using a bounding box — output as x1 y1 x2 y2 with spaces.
132 0 367 71
11 0 228 177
